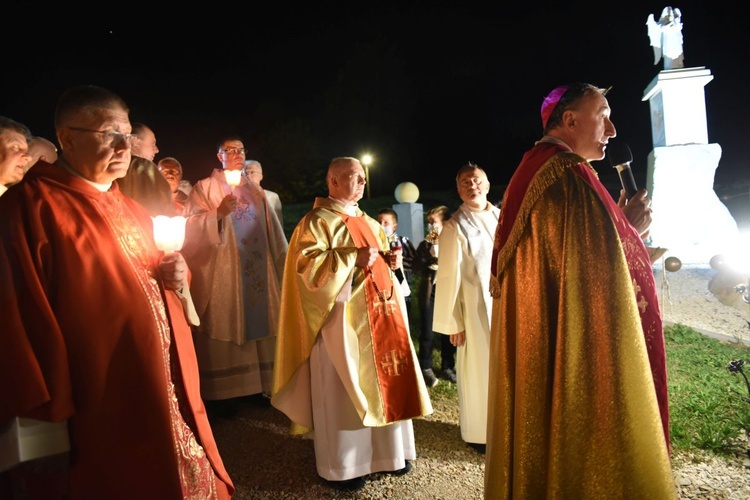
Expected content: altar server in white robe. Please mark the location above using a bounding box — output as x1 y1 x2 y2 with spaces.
433 163 499 454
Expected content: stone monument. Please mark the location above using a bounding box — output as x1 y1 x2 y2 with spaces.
642 7 739 264
393 181 425 246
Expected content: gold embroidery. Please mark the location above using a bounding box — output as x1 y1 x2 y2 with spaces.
98 193 217 499
381 349 409 376
374 296 397 316
492 152 585 297
368 268 396 315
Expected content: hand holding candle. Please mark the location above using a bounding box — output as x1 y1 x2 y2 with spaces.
158 252 189 291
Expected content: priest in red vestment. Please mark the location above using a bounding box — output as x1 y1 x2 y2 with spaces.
0 85 233 499
486 83 675 498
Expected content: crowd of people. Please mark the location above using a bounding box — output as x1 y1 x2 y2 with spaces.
0 81 676 498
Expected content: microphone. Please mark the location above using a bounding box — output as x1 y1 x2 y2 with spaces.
606 142 638 200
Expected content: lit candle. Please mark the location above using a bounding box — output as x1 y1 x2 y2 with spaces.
152 215 187 253
224 169 242 192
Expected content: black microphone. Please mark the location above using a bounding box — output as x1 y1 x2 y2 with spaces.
606 142 638 200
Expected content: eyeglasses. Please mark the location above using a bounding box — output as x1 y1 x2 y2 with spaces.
68 126 137 146
220 147 247 156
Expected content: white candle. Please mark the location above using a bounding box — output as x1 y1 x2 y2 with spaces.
224 169 242 190
152 215 187 253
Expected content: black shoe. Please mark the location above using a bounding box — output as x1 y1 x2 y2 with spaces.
468 442 486 454
386 460 413 476
322 476 366 491
440 368 457 383
421 368 439 388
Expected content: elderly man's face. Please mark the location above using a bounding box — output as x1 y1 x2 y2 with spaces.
0 129 31 186
60 107 133 184
329 160 366 204
246 164 263 184
159 162 182 192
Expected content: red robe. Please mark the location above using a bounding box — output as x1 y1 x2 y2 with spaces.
0 161 233 499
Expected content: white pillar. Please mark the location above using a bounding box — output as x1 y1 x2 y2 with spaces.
647 144 738 263
642 67 739 264
393 202 424 246
393 182 425 245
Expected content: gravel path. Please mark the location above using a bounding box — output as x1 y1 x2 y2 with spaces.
209 263 750 499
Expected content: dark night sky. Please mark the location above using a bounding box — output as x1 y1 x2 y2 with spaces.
2 3 746 203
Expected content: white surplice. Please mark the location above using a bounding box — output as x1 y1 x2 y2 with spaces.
432 203 499 444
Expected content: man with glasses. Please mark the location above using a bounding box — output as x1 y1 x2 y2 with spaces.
182 136 288 414
0 85 233 498
117 122 175 216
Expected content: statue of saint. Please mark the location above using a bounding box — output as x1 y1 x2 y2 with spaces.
646 6 684 70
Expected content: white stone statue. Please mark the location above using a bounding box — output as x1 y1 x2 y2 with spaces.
646 6 684 70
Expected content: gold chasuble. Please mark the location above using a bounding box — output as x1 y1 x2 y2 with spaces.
271 197 432 435
485 143 675 499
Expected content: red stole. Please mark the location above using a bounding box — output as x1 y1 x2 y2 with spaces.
341 215 422 423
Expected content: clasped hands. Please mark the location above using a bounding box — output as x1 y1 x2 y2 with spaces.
354 246 402 270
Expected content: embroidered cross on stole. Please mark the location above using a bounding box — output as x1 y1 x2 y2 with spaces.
340 213 422 423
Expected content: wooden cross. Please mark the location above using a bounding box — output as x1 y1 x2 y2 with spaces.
381 349 408 376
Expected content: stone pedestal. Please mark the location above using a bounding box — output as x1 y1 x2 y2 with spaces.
647 144 738 264
642 66 739 264
393 202 424 246
643 67 713 147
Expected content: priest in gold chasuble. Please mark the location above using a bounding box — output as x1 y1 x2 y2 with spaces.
272 157 432 488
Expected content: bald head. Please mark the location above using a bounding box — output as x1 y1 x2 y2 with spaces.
326 157 366 204
26 136 58 172
131 123 159 161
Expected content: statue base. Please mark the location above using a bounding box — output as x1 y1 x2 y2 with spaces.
647 143 739 265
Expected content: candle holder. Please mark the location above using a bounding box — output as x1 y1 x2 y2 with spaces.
152 215 187 253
